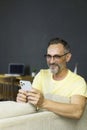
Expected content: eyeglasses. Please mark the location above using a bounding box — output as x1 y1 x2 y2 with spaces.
44 52 70 60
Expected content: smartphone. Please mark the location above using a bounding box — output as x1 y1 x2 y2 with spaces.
20 80 32 91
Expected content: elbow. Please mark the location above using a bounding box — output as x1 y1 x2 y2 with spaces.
73 109 84 120
74 114 82 120
72 104 86 120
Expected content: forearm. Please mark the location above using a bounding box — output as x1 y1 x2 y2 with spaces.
41 99 84 119
26 89 86 119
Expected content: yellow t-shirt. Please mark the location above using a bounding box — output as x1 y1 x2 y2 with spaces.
32 69 87 98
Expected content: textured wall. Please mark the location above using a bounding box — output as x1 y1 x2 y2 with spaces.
0 0 87 79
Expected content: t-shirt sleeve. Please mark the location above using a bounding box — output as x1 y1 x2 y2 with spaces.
71 79 87 97
32 70 43 92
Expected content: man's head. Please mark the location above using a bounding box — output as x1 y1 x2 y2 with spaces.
45 38 72 75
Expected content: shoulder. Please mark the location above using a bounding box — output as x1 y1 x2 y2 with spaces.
68 70 86 85
36 69 51 77
32 69 51 88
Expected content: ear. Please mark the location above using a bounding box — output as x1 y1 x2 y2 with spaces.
66 53 72 62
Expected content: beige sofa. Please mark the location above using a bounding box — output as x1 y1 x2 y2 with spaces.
0 95 87 130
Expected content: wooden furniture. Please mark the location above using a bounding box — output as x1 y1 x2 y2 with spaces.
0 74 33 101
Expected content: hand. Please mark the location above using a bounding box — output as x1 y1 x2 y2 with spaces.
16 89 28 103
27 88 44 107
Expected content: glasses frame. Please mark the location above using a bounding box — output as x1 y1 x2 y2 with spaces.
44 52 70 60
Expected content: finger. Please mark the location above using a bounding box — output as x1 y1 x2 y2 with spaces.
18 93 27 98
16 96 27 102
28 100 38 106
27 90 41 97
19 89 27 95
27 95 39 101
27 92 36 97
16 93 27 102
30 88 40 94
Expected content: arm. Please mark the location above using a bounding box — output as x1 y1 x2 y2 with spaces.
27 89 86 119
41 95 86 119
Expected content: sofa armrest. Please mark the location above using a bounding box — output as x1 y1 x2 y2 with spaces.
0 96 87 130
0 111 76 130
0 108 87 130
0 101 36 119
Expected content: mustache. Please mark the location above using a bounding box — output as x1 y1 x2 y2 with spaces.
49 63 60 68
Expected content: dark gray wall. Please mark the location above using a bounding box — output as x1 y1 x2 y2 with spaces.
0 0 87 79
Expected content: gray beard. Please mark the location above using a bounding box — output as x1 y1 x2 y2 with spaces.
48 63 61 74
49 67 59 74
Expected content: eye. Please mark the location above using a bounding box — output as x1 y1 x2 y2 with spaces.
47 55 51 58
44 54 51 58
53 55 61 59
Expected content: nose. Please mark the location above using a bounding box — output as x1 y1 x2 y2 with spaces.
49 57 55 63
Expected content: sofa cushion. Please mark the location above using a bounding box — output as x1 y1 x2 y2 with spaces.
0 101 36 119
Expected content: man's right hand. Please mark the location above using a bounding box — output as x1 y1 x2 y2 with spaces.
16 89 27 103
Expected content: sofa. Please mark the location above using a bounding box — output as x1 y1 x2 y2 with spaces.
0 95 87 130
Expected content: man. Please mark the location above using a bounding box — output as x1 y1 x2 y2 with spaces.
17 38 87 119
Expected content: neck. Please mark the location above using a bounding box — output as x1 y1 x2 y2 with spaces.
53 68 68 81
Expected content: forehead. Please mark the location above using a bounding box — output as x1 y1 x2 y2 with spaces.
47 44 65 54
